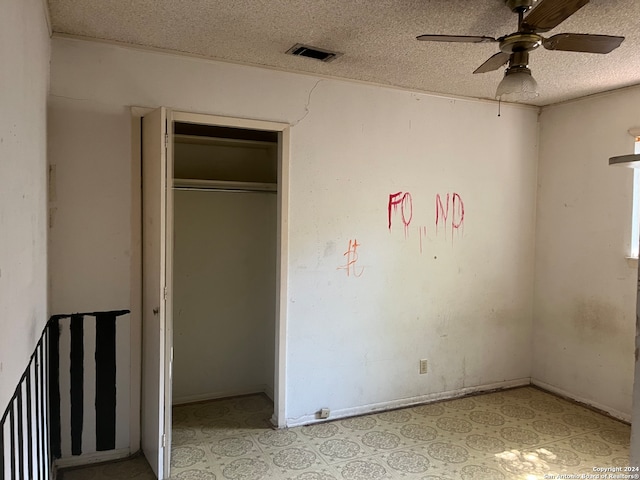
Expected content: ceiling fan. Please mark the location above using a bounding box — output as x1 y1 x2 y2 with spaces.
416 0 625 101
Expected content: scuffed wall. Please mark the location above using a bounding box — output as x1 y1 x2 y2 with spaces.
49 37 538 433
0 0 50 476
0 0 49 421
533 86 640 420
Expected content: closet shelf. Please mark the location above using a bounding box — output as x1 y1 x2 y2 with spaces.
174 134 276 148
173 178 277 193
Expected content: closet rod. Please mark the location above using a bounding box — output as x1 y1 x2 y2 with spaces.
173 186 276 194
173 178 277 193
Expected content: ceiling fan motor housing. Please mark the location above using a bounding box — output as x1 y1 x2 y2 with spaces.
499 33 543 54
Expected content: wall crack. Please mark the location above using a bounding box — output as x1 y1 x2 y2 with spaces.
292 80 323 127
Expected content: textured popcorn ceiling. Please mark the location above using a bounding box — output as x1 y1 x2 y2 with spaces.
48 0 640 106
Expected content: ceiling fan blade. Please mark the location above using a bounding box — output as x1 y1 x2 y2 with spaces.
416 35 497 43
522 0 589 33
544 33 625 54
473 52 511 74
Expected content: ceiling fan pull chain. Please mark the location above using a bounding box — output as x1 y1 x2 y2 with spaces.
498 98 502 117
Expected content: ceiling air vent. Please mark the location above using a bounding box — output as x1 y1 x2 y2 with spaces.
286 44 341 62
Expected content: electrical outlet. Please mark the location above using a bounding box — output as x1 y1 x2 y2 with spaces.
419 359 428 374
319 408 330 419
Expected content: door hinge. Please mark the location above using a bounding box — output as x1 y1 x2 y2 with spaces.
164 133 169 149
169 347 174 380
162 433 166 448
163 286 168 301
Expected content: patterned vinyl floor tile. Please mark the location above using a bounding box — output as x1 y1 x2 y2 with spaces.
60 387 631 480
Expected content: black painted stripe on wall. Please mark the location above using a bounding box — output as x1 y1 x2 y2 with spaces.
70 315 84 455
95 313 116 451
48 318 61 459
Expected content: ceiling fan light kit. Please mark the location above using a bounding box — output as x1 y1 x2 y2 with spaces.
416 0 624 104
496 66 539 101
495 49 539 101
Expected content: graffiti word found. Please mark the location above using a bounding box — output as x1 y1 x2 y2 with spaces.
388 192 413 232
387 190 466 250
338 239 364 277
388 191 465 235
435 192 464 234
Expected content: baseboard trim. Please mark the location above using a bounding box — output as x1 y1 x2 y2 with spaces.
54 448 131 469
172 384 271 405
285 377 531 427
531 379 631 423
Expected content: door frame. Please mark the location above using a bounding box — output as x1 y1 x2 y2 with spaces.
171 111 290 428
134 108 291 469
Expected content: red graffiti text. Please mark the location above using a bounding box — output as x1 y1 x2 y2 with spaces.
388 192 413 233
338 239 364 277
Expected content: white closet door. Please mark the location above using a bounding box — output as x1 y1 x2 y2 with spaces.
141 107 173 479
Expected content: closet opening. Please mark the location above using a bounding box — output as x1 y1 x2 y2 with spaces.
171 120 279 422
141 108 289 478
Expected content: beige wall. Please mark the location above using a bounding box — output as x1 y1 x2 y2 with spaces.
0 0 49 411
173 189 276 403
49 37 539 435
533 86 640 421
